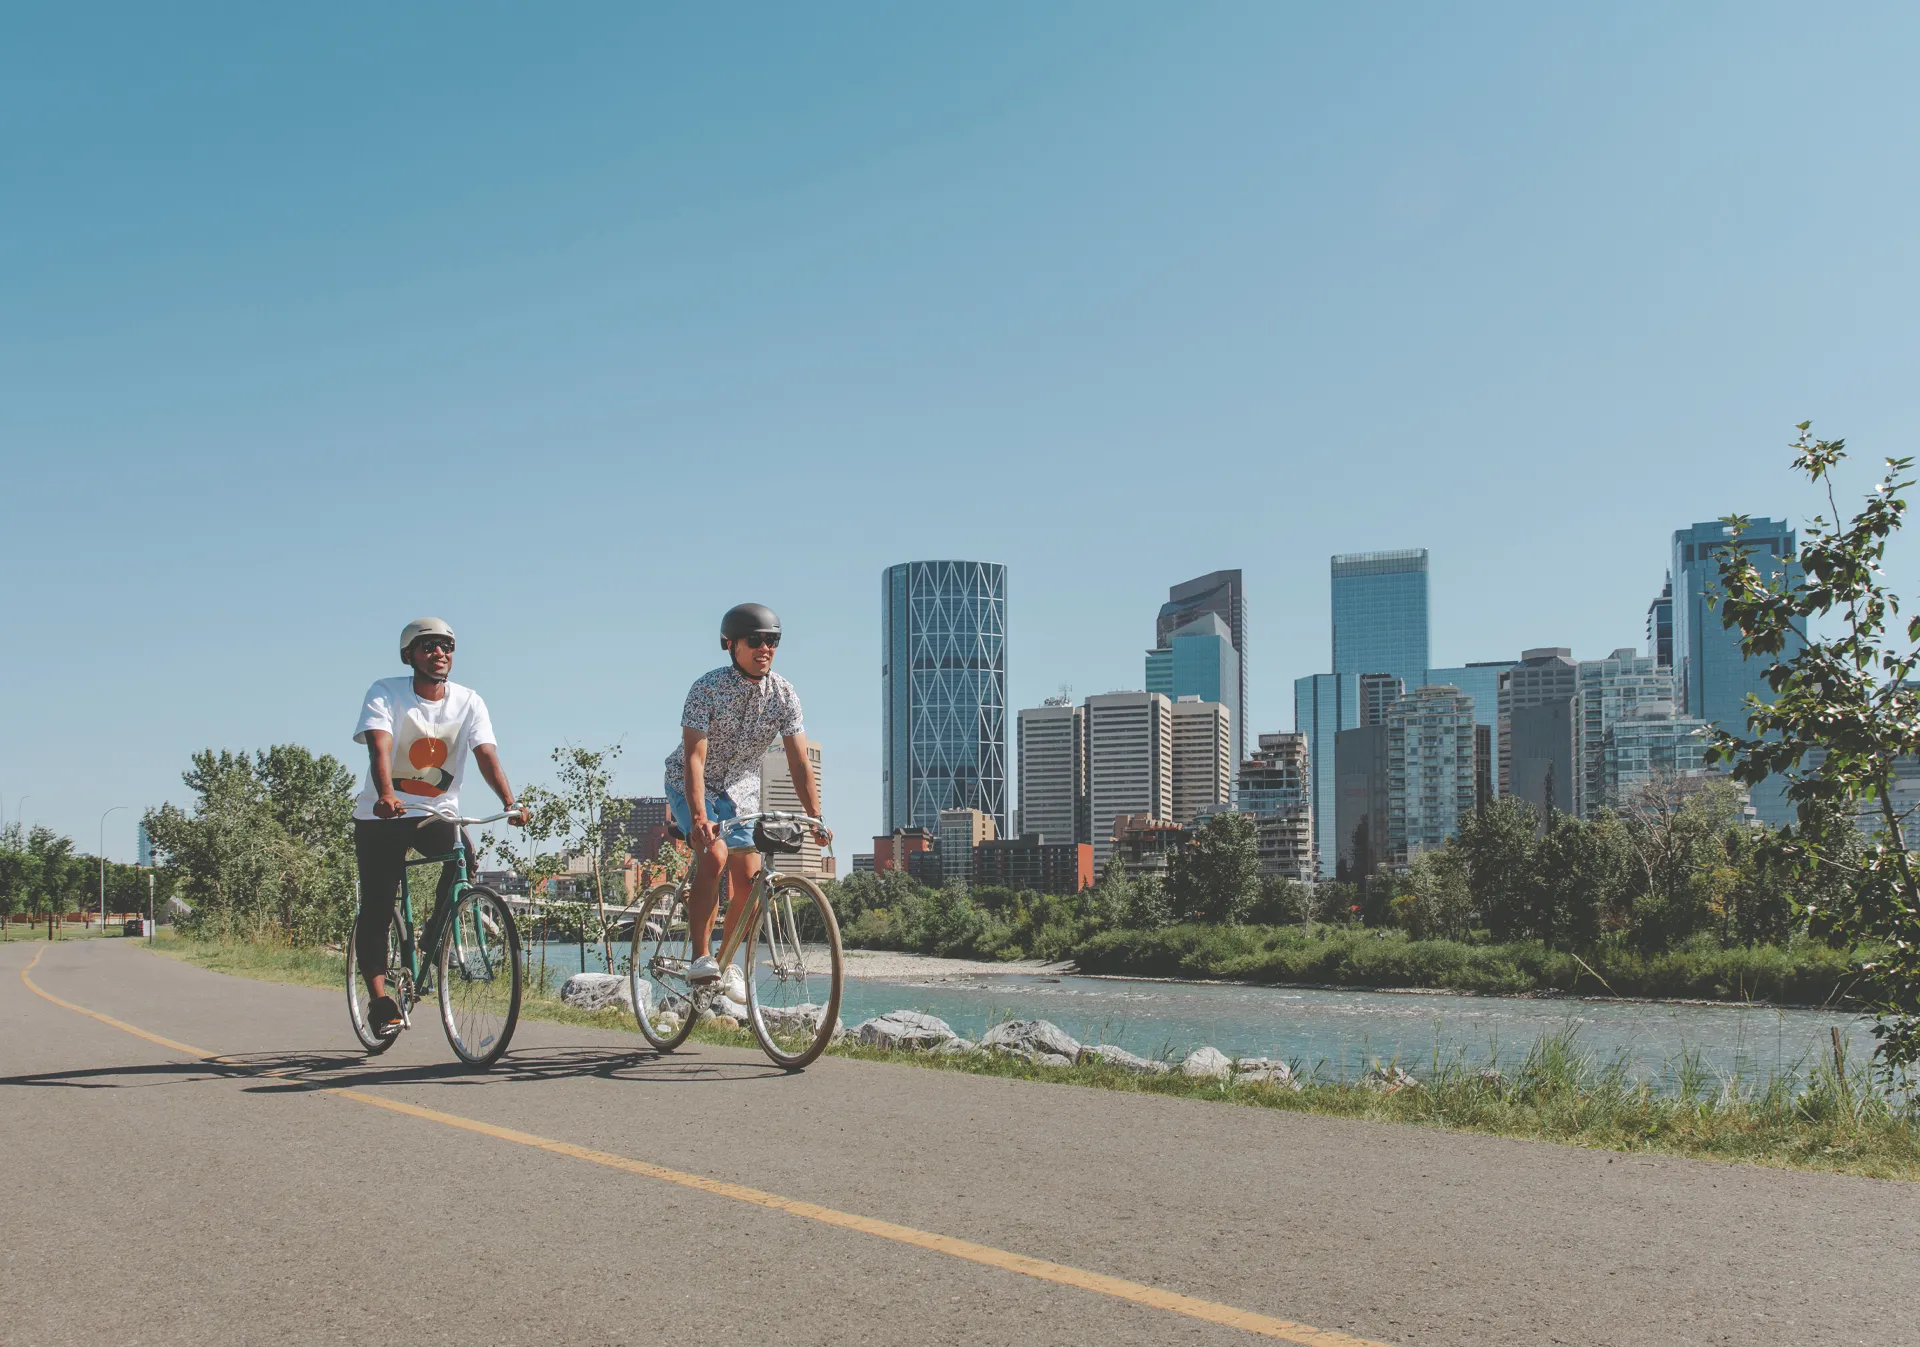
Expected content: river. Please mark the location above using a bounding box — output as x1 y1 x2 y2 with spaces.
531 942 1872 1087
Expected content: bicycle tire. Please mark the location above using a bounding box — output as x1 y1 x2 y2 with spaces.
743 874 843 1070
630 883 699 1051
437 885 522 1069
346 915 407 1055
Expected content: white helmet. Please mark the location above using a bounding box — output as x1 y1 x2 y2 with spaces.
399 617 456 664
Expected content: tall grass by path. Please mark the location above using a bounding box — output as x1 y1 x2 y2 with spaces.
144 932 1919 1180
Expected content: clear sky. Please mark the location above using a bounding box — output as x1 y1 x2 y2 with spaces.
6 3 1918 859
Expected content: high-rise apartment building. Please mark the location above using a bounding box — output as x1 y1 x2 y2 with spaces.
1169 697 1233 826
1146 613 1242 779
1671 519 1803 825
1235 731 1314 881
1426 661 1514 743
1387 685 1477 864
1358 673 1405 728
938 807 996 885
1086 691 1172 867
760 744 831 878
973 835 1094 894
1331 549 1429 691
1646 574 1674 668
1602 701 1710 804
1294 671 1357 879
882 561 1009 835
1156 570 1248 768
1016 700 1084 846
1576 648 1675 817
609 797 675 868
1498 648 1578 796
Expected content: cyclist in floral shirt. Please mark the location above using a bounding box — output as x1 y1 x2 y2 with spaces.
664 603 830 992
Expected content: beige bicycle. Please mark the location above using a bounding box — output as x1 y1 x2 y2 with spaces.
628 811 843 1069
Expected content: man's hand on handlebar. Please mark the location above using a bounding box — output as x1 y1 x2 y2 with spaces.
507 805 532 828
692 816 721 851
373 793 406 819
813 822 833 847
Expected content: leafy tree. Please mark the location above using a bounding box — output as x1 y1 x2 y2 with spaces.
1531 811 1631 948
1391 848 1473 941
1617 774 1746 951
1166 813 1261 923
1711 423 1920 1067
1450 797 1538 941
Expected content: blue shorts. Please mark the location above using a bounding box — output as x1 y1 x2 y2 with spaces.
665 784 755 849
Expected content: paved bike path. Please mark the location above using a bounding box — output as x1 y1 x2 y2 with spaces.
2 939 1912 1346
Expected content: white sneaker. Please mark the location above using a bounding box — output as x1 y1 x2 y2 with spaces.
718 963 747 1004
688 955 721 983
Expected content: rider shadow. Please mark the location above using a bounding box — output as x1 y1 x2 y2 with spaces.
229 1045 791 1094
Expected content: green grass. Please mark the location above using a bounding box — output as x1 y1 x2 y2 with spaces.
147 932 1920 1179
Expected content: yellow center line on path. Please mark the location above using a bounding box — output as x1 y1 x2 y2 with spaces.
18 946 1394 1347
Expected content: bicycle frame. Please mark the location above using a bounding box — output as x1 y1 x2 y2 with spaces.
390 845 473 1001
688 811 828 975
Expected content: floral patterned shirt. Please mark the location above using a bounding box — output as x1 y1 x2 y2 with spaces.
663 665 804 814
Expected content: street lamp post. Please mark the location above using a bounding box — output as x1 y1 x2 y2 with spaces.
99 806 128 930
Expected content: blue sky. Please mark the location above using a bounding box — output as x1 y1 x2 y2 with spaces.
5 3 1918 858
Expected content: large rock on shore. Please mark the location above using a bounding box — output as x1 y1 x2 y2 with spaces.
981 1019 1082 1067
1179 1046 1233 1079
1077 1043 1171 1076
1233 1057 1300 1090
854 1010 960 1051
561 972 637 1015
758 1003 845 1042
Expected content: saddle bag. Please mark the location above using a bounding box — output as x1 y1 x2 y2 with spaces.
753 818 808 855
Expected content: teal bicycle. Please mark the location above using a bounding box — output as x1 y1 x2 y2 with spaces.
346 805 524 1068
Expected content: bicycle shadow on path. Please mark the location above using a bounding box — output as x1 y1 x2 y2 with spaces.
1 1044 792 1097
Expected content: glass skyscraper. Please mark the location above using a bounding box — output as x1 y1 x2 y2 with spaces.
1331 549 1429 690
1156 570 1247 768
1294 671 1355 879
1145 612 1241 780
882 561 1009 836
1671 519 1802 825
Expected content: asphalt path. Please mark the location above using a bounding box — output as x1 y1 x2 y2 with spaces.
3 939 1915 1347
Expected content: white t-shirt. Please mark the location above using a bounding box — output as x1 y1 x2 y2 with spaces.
352 677 497 822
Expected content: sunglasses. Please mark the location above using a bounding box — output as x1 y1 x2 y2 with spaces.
414 638 455 655
740 634 780 650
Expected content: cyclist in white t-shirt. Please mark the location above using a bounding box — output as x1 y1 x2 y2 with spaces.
351 618 527 1038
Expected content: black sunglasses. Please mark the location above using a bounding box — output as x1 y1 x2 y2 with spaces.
414 637 455 654
740 634 780 650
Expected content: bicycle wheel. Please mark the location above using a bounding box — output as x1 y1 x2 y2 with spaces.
437 885 522 1068
630 883 699 1051
346 916 408 1055
743 875 842 1069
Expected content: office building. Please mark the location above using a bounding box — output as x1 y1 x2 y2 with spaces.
1576 648 1675 818
1146 613 1242 778
974 835 1094 894
1331 549 1429 691
1086 692 1173 867
1334 724 1389 879
610 796 676 868
1017 700 1085 845
1474 724 1494 809
938 808 996 885
871 828 935 875
1601 701 1710 804
1672 519 1804 825
1156 570 1248 768
1359 673 1405 728
851 854 876 874
1498 648 1578 795
1647 574 1674 668
882 560 1009 835
1387 685 1478 864
1295 671 1358 879
1509 699 1577 823
1236 731 1314 881
761 743 831 878
1170 697 1233 826
1426 661 1515 744
1860 757 1920 851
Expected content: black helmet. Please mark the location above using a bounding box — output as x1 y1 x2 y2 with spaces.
720 603 781 641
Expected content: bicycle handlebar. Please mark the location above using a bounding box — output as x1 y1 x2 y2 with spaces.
392 803 523 827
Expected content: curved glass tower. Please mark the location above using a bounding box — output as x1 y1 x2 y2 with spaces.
882 561 1008 835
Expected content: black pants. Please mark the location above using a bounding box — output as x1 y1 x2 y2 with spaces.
353 817 473 984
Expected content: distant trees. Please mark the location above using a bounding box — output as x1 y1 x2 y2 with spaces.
0 821 169 937
143 745 356 943
1166 813 1261 924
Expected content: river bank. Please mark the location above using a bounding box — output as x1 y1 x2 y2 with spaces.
145 933 1919 1179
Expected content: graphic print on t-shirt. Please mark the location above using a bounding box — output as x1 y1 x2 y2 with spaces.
392 707 462 798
